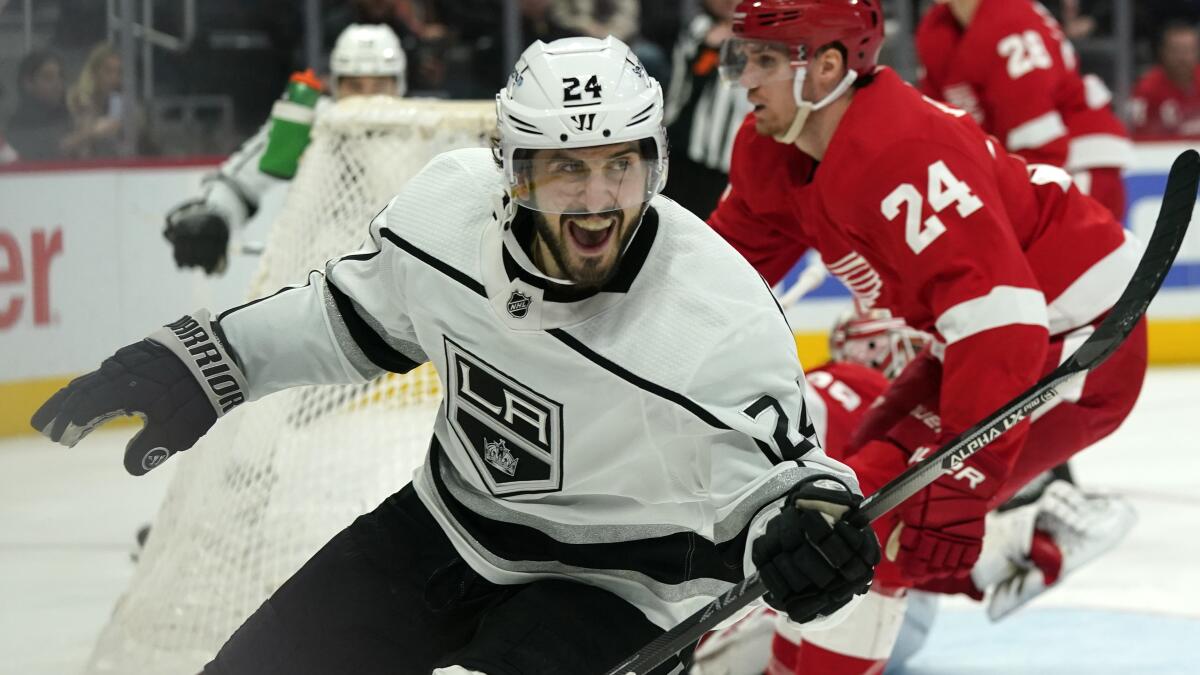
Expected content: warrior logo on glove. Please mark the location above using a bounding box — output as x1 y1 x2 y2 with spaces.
31 310 247 476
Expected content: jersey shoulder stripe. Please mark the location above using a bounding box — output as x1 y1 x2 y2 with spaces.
380 227 486 297
428 440 746 584
325 275 424 374
547 327 733 432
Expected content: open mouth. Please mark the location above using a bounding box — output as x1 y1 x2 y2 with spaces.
566 216 617 255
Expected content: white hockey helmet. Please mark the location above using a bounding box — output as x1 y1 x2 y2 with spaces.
496 36 668 215
330 24 407 95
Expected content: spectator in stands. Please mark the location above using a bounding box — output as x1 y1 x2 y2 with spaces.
661 0 750 219
551 0 637 42
0 134 16 164
550 0 669 84
0 82 17 164
1135 2 1200 61
637 0 684 58
66 42 155 158
1131 22 1200 139
6 50 77 161
437 0 572 98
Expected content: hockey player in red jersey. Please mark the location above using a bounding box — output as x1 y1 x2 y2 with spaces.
915 0 1132 219
693 310 1138 675
707 0 1148 671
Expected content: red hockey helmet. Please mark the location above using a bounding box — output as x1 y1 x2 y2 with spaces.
721 0 885 143
731 0 885 75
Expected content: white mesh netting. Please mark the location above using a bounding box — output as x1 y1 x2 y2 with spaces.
85 97 497 675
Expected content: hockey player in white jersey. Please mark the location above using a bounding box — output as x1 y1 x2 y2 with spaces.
32 37 878 674
163 23 406 275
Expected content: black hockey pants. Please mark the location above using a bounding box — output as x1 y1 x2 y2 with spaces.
203 484 678 675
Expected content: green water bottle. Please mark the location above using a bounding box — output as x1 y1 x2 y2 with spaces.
259 69 324 179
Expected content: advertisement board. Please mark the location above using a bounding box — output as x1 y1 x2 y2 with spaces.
2 145 1198 435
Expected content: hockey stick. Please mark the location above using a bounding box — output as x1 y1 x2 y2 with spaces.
603 149 1199 675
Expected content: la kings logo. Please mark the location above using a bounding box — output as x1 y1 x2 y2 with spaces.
444 336 563 495
483 439 519 476
506 290 532 319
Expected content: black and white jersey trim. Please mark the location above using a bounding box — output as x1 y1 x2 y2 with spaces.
326 276 425 375
216 279 314 323
380 228 487 297
547 328 731 432
429 441 751 587
440 449 816 545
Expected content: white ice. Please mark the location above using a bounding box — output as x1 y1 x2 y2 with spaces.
1 368 1197 675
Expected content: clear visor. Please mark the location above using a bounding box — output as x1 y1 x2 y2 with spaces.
719 38 802 88
510 140 663 216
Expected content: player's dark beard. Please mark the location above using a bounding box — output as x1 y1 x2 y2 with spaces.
532 208 637 289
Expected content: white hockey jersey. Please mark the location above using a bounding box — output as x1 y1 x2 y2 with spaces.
217 148 859 629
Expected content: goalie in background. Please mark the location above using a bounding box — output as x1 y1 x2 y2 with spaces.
163 23 407 276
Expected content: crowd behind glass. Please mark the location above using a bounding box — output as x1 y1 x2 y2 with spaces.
0 0 1197 166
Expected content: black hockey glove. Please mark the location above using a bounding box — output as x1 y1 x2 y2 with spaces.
751 475 880 624
31 311 248 476
164 199 230 275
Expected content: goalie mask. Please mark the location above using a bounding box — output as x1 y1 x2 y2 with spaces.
830 309 931 380
330 24 407 97
496 36 668 216
721 0 884 143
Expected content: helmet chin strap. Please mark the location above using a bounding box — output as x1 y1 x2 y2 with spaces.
773 68 859 145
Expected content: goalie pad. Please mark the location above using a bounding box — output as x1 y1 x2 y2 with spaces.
986 480 1137 621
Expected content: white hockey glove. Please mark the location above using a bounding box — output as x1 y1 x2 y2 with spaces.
983 480 1137 620
750 475 880 624
916 480 1137 619
164 199 231 275
31 310 248 475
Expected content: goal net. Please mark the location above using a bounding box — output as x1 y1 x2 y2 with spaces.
85 97 497 674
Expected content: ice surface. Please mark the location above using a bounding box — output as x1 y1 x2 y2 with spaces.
1 368 1196 675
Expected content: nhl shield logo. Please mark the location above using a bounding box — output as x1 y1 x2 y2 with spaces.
506 290 532 319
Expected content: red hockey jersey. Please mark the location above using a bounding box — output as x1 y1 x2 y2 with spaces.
805 361 888 461
711 67 1139 475
1131 65 1200 140
915 0 1130 172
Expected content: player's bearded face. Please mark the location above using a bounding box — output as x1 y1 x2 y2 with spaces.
521 142 650 288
